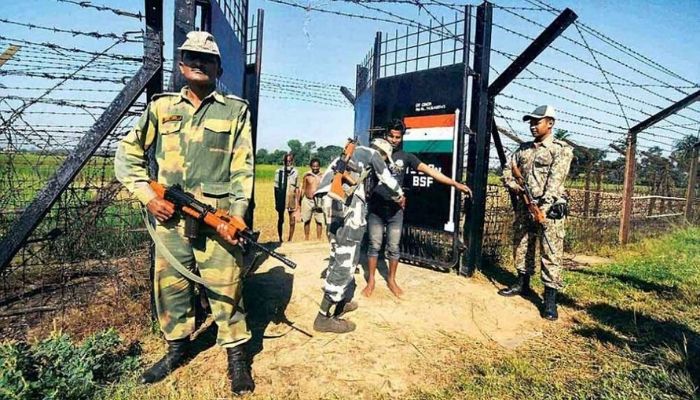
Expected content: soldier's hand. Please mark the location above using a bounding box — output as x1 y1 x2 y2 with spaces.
146 198 175 222
504 181 524 194
397 195 406 209
216 223 243 246
455 182 472 197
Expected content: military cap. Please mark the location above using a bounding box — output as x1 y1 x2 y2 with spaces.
178 31 221 57
523 105 556 121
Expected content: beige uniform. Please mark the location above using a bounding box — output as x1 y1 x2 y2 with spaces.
502 135 573 290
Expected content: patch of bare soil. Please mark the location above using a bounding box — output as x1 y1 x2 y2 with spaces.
163 241 552 399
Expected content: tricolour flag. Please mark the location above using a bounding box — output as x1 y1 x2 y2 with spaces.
403 113 456 153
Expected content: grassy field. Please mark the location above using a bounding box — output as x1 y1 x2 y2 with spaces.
253 164 312 242
410 227 700 399
26 226 693 400
2 153 698 398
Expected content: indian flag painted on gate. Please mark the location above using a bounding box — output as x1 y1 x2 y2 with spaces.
403 113 456 153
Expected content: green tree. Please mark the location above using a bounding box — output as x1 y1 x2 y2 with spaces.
255 148 270 164
313 145 343 166
554 128 570 141
287 140 316 166
672 134 699 173
268 149 287 165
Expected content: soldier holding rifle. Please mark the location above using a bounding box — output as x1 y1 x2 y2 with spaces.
114 31 256 395
499 105 573 321
313 138 404 333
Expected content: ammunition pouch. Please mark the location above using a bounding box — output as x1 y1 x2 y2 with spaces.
546 199 569 220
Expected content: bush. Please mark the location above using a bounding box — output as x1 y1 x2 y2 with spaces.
0 329 139 400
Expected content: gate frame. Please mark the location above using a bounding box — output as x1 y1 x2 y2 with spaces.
463 2 577 275
354 7 473 271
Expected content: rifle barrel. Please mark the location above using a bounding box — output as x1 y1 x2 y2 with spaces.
239 231 297 269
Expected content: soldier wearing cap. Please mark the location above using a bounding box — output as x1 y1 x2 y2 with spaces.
312 138 405 333
499 105 573 321
114 31 256 394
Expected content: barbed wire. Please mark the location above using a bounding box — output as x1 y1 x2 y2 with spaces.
265 0 698 154
0 35 141 62
0 18 142 42
526 0 698 87
6 57 141 75
494 6 700 116
56 0 144 20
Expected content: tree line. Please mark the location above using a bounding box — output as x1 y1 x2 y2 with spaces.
255 140 343 166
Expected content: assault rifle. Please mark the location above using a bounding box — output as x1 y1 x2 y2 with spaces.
510 161 554 253
328 139 359 202
149 181 297 270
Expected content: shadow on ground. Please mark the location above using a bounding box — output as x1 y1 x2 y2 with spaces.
242 265 297 357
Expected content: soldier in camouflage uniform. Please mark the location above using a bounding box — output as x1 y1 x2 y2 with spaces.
313 138 404 333
114 31 256 395
499 105 573 321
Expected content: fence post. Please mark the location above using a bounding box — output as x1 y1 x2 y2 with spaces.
0 45 20 69
685 143 699 221
619 88 700 244
171 0 196 91
619 131 637 244
594 166 602 217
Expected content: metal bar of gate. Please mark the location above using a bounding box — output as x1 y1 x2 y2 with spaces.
462 1 493 276
171 0 197 91
455 5 472 263
244 9 265 228
0 0 164 272
464 4 577 274
488 8 577 98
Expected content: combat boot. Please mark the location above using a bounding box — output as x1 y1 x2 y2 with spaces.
498 273 531 297
227 345 255 395
334 299 358 318
542 287 559 321
313 313 356 333
140 338 189 384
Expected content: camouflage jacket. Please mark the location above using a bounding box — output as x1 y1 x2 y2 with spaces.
315 146 403 202
114 87 254 217
502 135 573 213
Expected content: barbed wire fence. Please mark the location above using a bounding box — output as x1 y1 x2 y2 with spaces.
0 1 154 340
0 0 697 339
264 0 699 258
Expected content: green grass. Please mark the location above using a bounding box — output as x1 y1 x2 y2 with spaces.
411 227 700 400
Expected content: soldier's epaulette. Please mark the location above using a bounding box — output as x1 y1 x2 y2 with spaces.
225 94 249 105
552 139 572 148
150 92 179 102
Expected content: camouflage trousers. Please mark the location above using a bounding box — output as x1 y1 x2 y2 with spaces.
322 195 367 303
153 219 251 347
512 212 566 290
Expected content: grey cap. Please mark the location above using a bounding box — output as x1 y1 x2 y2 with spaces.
523 105 556 121
178 31 221 57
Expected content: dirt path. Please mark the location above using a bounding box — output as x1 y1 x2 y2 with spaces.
155 241 552 399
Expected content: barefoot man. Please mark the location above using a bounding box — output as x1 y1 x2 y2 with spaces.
300 158 324 240
362 120 471 298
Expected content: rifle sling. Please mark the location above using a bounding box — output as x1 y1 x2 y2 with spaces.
142 210 231 288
